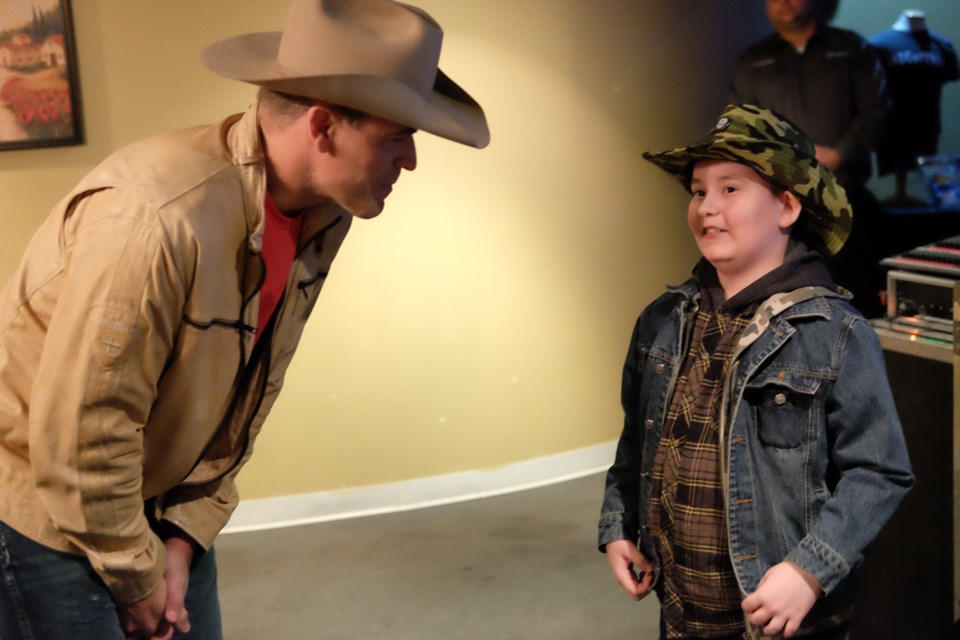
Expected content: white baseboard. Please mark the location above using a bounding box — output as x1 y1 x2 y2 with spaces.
222 441 616 534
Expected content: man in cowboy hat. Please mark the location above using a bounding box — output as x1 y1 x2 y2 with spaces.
0 1 488 638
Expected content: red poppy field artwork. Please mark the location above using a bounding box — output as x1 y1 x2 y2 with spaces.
0 0 82 150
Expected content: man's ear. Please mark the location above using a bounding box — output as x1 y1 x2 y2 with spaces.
778 190 803 230
306 104 336 153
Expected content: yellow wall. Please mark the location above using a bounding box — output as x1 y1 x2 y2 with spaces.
0 1 769 499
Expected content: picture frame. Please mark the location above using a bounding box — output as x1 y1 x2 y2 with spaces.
0 0 83 151
917 155 960 209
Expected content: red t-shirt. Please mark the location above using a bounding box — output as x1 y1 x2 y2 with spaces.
256 194 303 344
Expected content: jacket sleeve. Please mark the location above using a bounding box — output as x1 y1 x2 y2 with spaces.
598 317 645 550
785 316 914 593
833 36 891 166
29 189 185 604
153 403 274 552
155 472 241 553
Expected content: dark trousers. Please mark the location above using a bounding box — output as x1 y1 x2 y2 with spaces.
0 520 222 640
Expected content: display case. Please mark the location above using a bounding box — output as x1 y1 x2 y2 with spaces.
851 282 958 638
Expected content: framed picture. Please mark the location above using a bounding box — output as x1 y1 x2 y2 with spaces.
0 0 83 151
917 155 960 209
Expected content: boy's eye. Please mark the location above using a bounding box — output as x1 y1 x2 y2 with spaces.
692 189 705 197
724 186 737 194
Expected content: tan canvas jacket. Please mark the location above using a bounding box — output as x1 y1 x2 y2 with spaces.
0 100 352 604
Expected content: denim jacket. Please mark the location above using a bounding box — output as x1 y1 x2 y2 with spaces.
598 280 913 629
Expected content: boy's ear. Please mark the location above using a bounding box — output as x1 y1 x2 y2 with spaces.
778 191 803 230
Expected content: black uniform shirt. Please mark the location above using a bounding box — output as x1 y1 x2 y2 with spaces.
732 26 890 185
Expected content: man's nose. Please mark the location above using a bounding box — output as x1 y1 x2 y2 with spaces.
396 136 417 171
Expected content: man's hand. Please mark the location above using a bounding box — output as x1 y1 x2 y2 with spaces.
160 534 194 637
117 534 194 639
118 580 170 640
604 539 655 601
814 145 842 173
742 561 821 638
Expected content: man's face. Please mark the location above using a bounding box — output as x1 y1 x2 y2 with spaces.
765 0 816 32
318 114 418 219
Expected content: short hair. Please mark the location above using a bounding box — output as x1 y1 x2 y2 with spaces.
256 87 369 125
813 0 839 25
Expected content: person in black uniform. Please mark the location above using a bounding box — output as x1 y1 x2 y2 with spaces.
732 0 891 317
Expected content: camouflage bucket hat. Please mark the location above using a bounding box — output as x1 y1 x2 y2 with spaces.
642 104 852 256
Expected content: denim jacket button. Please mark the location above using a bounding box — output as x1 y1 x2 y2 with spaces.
774 392 787 405
655 363 666 374
644 418 654 430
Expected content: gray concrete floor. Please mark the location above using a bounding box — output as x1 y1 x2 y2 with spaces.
216 472 659 639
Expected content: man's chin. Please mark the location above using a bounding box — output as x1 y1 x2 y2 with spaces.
345 200 385 220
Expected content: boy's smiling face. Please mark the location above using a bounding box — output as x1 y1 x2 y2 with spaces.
687 159 802 295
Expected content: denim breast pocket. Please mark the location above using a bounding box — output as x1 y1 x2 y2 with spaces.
744 371 821 449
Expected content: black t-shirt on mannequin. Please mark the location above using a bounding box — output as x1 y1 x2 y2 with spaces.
870 12 959 180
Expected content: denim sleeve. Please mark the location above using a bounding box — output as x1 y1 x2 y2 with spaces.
598 317 645 551
785 317 914 593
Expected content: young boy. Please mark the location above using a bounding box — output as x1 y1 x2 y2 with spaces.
598 104 913 640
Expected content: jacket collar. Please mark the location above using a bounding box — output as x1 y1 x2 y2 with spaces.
225 100 268 251
739 289 838 349
665 277 840 344
225 99 351 255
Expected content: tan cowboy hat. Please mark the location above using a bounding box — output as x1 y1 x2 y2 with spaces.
202 0 489 148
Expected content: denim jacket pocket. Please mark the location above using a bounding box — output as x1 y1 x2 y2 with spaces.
744 371 821 449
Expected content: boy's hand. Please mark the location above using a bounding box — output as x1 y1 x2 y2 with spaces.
814 145 842 172
742 561 821 638
604 539 654 601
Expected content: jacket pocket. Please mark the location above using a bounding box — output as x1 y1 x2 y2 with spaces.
744 371 821 449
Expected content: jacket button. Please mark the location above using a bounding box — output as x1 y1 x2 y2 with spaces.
655 363 666 374
644 418 654 430
774 392 787 405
